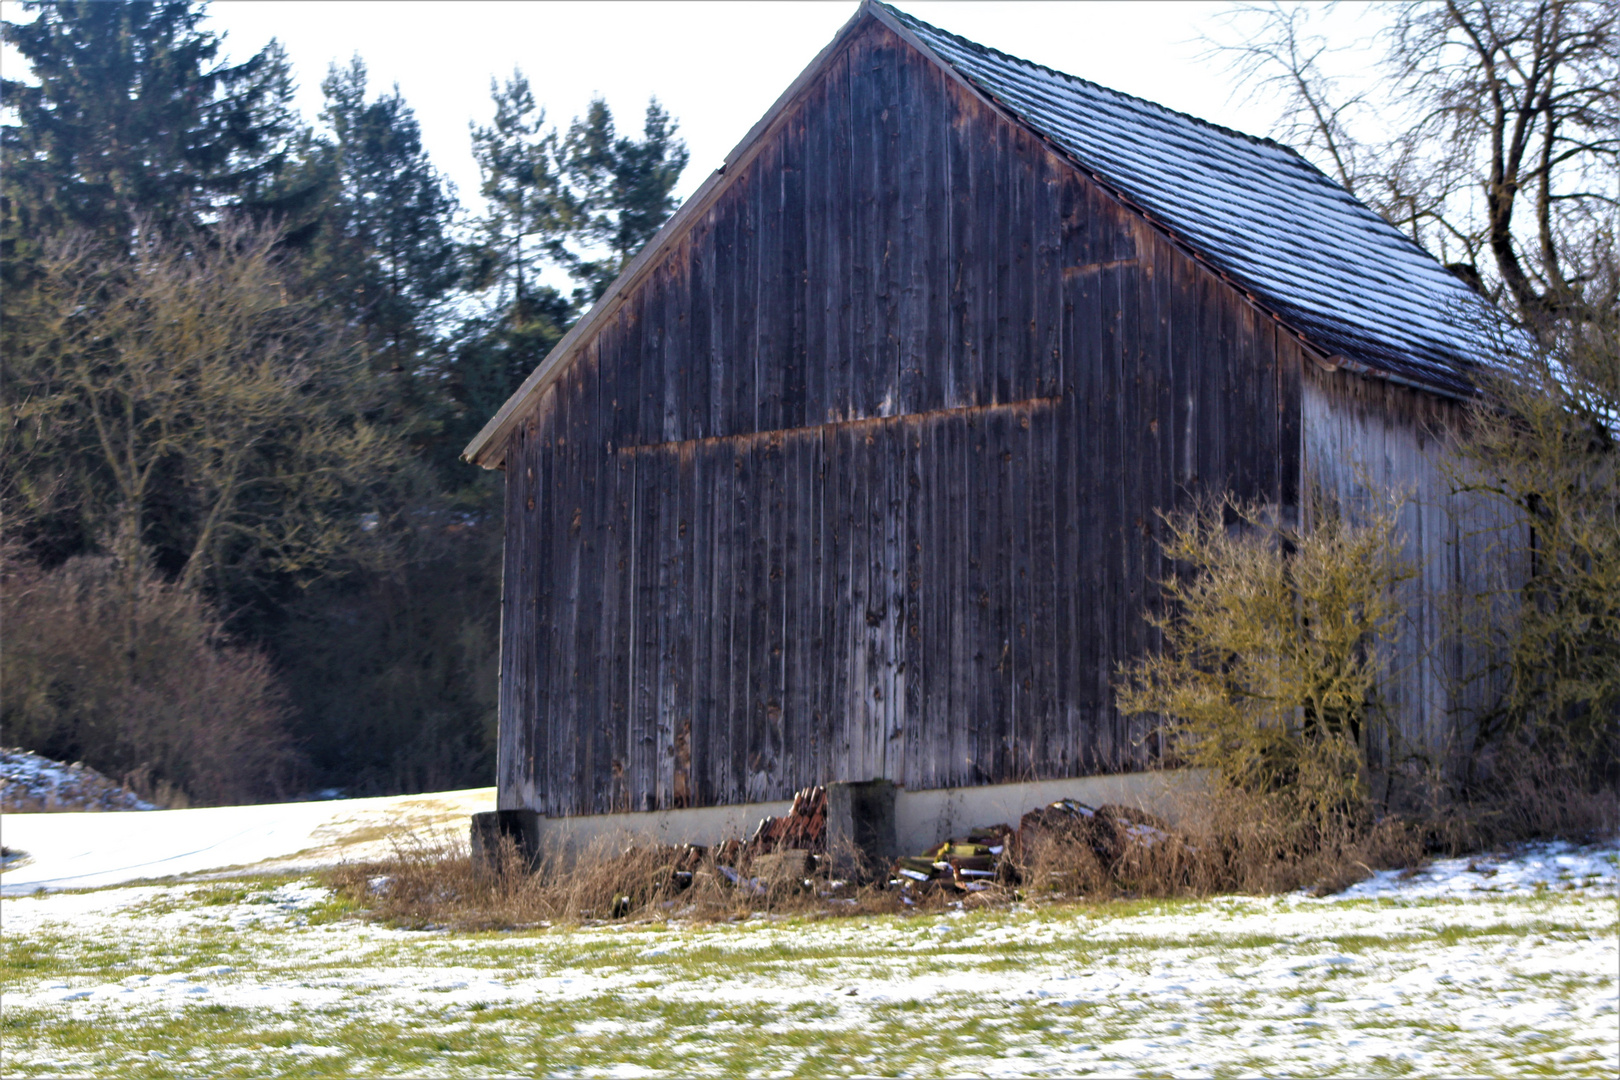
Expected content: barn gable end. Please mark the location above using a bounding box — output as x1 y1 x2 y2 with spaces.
490 9 1325 816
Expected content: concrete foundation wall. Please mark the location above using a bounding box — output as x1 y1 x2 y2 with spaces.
528 770 1204 858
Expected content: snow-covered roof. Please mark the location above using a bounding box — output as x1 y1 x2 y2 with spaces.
882 3 1493 396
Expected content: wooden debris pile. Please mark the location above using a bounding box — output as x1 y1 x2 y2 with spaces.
893 825 1014 892
744 785 828 855
891 798 1177 894
632 791 1179 911
649 843 710 894
646 786 831 902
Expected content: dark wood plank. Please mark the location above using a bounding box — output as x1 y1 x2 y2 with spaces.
690 441 718 807
825 50 855 423
989 404 1017 781
826 424 853 781
779 110 809 432
684 232 712 442
849 423 877 781
756 430 787 800
901 417 925 789
727 439 752 803
1098 257 1128 770
1277 333 1303 511
848 32 881 423
755 141 786 435
780 428 810 790
811 424 835 785
672 441 696 807
1028 400 1059 775
605 445 635 807
879 419 905 781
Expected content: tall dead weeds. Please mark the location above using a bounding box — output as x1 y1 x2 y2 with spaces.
324 830 945 932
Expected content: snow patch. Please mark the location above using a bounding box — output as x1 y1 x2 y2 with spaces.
1 786 494 894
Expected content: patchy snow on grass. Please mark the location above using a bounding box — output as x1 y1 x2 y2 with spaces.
3 839 1615 1078
1341 840 1618 900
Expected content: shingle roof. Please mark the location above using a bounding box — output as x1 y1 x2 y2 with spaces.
881 2 1494 397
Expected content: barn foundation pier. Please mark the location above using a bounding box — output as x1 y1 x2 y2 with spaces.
469 809 542 871
826 779 898 879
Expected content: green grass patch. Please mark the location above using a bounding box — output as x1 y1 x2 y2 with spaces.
3 873 1615 1077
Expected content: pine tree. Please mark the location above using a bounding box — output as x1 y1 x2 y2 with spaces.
312 57 460 375
558 96 689 302
449 81 689 455
1 0 301 262
448 73 576 459
466 72 568 315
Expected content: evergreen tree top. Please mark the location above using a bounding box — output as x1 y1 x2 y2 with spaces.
2 0 299 245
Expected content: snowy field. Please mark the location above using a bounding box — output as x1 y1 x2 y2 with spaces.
1 788 495 893
2 795 1616 1078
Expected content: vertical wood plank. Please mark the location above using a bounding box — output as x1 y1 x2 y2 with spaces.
672 441 695 807
901 417 925 789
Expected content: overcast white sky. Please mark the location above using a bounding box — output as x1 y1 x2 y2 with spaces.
1 1 1382 214
191 1 1376 210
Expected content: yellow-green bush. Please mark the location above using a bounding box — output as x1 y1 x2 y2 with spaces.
1117 493 1413 829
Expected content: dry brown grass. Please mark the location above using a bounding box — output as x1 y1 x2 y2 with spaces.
1392 739 1619 856
326 801 1418 931
324 830 964 932
1009 793 1423 902
328 747 1613 931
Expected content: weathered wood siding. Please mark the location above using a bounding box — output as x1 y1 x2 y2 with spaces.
496 20 1307 815
1301 368 1526 767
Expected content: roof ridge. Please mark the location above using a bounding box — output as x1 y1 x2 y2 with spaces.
875 1 1308 163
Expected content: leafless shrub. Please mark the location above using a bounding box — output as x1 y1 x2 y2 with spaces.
0 541 293 806
1399 735 1619 856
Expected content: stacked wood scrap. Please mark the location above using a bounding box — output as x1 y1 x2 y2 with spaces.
649 843 710 894
744 785 828 855
891 799 1178 893
893 825 1014 892
657 786 830 898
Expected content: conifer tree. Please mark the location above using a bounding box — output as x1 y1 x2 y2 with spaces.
558 96 689 302
450 80 688 450
1 0 302 264
312 57 460 375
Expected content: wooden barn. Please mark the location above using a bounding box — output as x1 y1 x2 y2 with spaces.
464 2 1506 821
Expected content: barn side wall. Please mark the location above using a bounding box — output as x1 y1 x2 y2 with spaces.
1300 366 1526 767
497 20 1307 816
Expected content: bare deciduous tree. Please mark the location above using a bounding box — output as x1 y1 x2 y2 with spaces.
1213 1 1618 328
1214 1 1618 785
2 219 409 605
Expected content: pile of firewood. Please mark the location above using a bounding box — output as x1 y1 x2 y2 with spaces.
637 792 1176 906
745 785 828 855
894 825 1014 891
642 785 832 900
